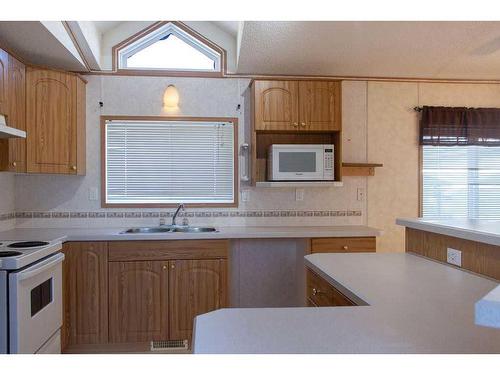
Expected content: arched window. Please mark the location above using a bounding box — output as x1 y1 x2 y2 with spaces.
113 22 225 75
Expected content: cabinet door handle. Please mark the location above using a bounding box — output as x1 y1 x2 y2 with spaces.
312 288 322 296
292 122 299 127
70 165 77 171
300 122 306 127
171 263 175 269
162 265 167 270
12 162 17 167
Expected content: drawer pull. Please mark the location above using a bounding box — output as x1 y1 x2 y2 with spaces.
342 245 349 250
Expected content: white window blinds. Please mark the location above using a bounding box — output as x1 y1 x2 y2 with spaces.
422 145 500 219
105 119 235 205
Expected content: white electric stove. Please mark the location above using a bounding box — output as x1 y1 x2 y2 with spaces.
0 240 64 354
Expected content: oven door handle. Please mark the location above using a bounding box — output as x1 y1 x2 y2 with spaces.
14 253 65 282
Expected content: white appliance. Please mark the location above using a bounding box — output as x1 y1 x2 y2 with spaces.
267 144 335 181
0 241 64 354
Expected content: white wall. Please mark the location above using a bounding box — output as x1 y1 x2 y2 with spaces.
0 173 15 230
14 75 366 228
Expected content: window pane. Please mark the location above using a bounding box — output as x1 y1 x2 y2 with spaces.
422 145 500 219
126 34 216 70
105 120 234 205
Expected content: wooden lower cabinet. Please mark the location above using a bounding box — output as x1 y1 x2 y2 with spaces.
306 268 355 307
108 261 169 343
62 242 108 350
310 237 376 253
61 239 229 352
169 259 227 341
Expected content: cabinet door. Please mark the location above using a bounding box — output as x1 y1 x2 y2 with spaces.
62 242 108 349
169 259 227 341
6 55 26 172
253 80 299 131
109 261 169 343
298 81 341 131
26 68 77 174
0 48 7 116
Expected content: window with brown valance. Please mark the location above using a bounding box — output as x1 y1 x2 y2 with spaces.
419 106 500 146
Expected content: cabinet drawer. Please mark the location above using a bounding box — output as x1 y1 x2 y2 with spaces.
306 269 355 307
108 240 229 261
311 237 376 253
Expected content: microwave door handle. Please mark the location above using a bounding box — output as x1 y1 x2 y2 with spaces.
13 253 65 282
240 143 250 182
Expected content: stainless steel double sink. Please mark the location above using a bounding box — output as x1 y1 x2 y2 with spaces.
121 226 217 234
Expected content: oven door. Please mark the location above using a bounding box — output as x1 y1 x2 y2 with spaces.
272 147 324 180
8 252 64 354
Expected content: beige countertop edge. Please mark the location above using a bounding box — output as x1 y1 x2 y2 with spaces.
396 218 500 247
0 225 382 243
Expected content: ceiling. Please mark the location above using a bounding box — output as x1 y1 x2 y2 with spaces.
3 21 500 79
236 21 500 79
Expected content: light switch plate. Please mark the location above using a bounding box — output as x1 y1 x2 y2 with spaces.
241 189 250 202
447 248 462 267
89 187 99 201
295 188 304 201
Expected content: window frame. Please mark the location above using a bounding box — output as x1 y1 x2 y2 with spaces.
112 21 227 77
100 115 239 208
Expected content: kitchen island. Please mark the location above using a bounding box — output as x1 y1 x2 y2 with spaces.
193 252 500 353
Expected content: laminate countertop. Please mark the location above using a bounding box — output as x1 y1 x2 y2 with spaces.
0 225 381 242
192 253 500 353
396 218 500 246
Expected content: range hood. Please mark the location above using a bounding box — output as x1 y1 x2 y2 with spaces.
0 115 26 139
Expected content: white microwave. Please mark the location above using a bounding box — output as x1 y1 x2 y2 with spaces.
267 144 335 181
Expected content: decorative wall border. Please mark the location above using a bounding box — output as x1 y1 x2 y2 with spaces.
11 209 362 220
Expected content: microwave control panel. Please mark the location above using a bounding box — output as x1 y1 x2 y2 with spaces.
323 147 334 179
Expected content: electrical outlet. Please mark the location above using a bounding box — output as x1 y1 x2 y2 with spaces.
357 188 365 201
447 248 462 267
295 188 304 201
241 189 250 202
89 187 98 201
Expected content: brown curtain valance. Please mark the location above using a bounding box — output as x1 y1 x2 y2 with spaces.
419 106 500 146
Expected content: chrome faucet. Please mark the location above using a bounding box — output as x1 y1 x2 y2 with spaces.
171 203 185 226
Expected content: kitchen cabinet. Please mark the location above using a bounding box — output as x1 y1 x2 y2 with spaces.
306 268 355 307
26 67 86 174
310 237 376 253
0 48 7 116
298 81 341 131
63 239 228 352
62 242 108 349
0 54 26 172
252 80 341 132
169 259 227 341
253 80 299 131
108 261 169 343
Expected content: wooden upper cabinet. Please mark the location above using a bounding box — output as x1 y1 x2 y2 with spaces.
0 49 7 117
0 54 26 172
298 81 341 131
62 242 108 349
169 259 227 341
253 80 299 131
26 67 86 175
252 80 341 132
108 261 169 343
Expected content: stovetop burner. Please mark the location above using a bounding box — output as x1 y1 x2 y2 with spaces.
0 251 23 257
7 241 50 248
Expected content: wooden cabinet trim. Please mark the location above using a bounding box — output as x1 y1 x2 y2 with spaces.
108 239 229 261
310 237 376 253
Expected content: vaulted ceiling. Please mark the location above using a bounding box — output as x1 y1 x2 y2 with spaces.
2 21 500 80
